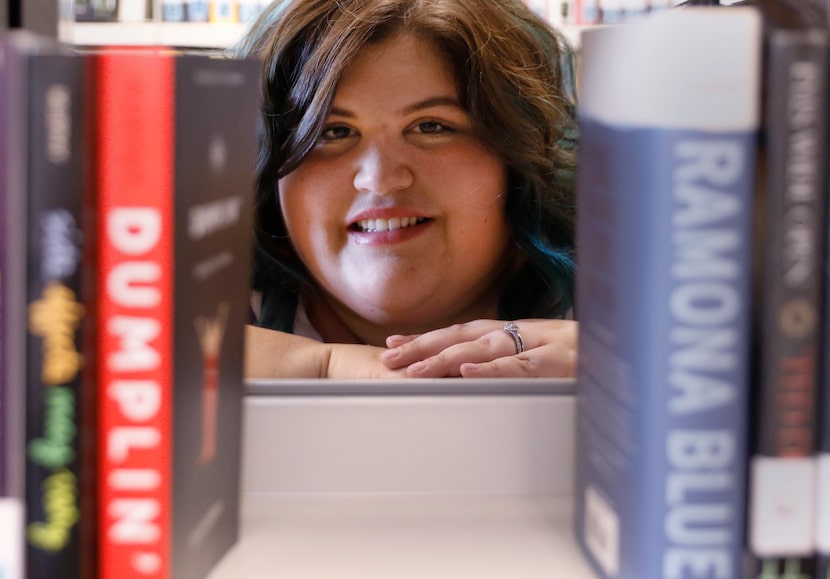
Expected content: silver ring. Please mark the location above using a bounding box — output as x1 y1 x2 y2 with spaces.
503 322 525 354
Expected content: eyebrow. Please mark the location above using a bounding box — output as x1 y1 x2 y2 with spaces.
329 96 463 118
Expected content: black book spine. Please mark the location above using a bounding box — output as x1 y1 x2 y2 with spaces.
171 54 258 579
23 50 86 579
0 34 27 579
746 27 830 579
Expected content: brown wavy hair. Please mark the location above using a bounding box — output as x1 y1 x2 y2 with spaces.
232 0 578 331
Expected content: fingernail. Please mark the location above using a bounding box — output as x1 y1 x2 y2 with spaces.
408 360 427 374
460 363 480 376
381 347 400 361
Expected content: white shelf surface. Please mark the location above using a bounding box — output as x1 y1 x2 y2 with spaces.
209 393 594 578
208 494 596 579
241 394 577 496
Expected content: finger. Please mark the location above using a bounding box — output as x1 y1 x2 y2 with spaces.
385 333 420 349
380 321 498 369
403 329 522 377
459 345 577 378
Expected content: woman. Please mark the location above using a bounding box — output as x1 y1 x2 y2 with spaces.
233 0 579 379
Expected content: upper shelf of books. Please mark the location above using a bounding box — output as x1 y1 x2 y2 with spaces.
64 0 714 50
63 0 592 49
61 20 587 50
60 21 249 49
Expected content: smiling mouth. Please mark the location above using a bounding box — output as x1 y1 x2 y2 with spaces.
351 216 428 233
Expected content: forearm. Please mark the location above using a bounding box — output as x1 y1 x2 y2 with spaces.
245 325 406 379
244 324 332 379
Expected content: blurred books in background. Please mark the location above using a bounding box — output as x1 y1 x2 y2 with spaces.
0 30 259 579
73 0 270 23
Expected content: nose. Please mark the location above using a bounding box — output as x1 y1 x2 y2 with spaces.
352 140 414 195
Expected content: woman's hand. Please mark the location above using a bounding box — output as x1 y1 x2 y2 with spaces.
379 319 578 378
245 325 407 379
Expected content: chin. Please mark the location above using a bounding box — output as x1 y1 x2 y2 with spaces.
349 299 437 330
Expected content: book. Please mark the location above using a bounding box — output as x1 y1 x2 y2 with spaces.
75 0 118 22
0 31 87 579
89 48 258 579
185 0 208 22
523 0 551 18
17 0 58 37
0 31 29 579
820 365 830 577
208 0 235 23
22 40 87 579
733 2 830 577
157 0 185 22
599 0 625 21
236 0 263 23
572 7 762 579
577 0 601 23
117 0 147 21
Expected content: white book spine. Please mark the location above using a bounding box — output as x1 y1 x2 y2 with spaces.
118 0 147 21
0 499 24 579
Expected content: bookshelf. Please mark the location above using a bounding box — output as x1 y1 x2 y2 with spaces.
208 494 594 578
60 20 588 49
205 393 596 578
58 20 248 48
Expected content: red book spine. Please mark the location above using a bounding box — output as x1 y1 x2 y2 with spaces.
95 51 175 579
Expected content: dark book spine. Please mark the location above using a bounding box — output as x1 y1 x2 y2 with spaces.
745 28 830 579
0 36 26 579
79 43 99 579
74 0 117 22
23 51 86 579
171 55 257 579
818 77 830 579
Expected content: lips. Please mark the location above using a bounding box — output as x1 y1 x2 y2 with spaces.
353 216 427 232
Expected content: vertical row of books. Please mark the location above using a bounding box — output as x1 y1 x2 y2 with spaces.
0 31 260 579
157 0 271 23
521 0 686 27
75 0 271 23
573 0 695 24
572 1 830 578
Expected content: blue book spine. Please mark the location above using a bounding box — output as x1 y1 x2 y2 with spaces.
575 121 758 579
573 8 762 579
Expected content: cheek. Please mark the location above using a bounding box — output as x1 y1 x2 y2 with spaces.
278 172 307 230
278 172 348 266
278 168 333 239
277 174 319 266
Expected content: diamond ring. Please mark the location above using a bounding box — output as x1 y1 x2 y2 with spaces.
503 322 525 354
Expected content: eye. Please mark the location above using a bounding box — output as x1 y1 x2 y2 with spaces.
414 120 452 134
319 124 356 142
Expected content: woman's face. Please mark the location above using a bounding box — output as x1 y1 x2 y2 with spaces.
278 32 513 339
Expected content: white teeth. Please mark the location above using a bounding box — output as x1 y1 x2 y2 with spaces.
357 217 423 232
